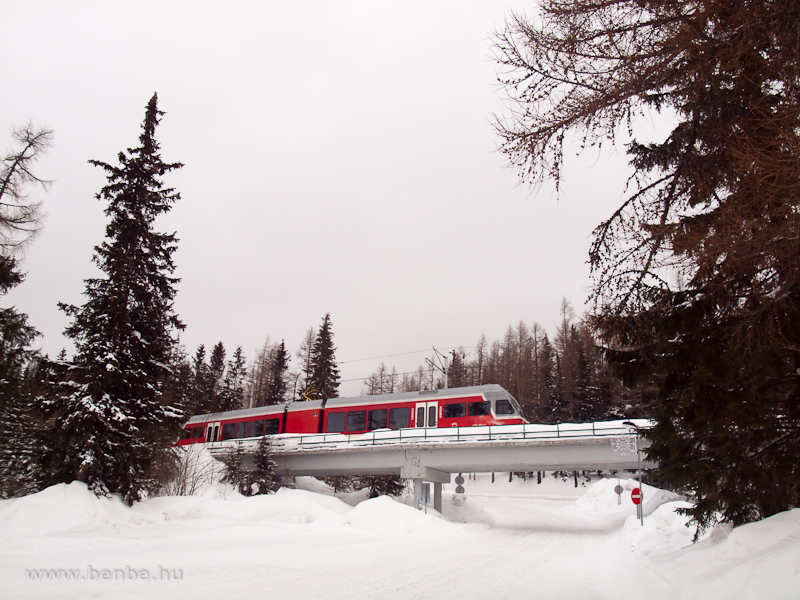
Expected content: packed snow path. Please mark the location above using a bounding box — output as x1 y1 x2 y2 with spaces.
1 474 798 599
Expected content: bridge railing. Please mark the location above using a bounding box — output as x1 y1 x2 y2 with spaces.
264 419 651 451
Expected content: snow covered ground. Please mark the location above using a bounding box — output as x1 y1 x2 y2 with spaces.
1 466 798 599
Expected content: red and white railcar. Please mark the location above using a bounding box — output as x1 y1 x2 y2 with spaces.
179 384 526 444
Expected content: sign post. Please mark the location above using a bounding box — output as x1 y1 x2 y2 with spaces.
623 421 645 526
632 487 642 520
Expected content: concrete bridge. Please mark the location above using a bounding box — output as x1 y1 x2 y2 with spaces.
206 419 654 512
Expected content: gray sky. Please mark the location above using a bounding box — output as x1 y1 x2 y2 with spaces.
3 1 632 396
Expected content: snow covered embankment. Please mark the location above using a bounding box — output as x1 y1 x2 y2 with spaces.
0 475 798 600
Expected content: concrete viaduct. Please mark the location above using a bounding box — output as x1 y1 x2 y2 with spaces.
207 419 655 513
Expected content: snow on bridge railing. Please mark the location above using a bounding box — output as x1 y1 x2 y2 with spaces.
260 419 653 451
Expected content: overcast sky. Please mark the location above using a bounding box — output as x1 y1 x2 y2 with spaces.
3 1 635 396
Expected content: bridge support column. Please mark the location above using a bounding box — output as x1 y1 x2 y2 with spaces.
402 465 450 513
410 480 443 512
412 479 423 510
433 481 442 512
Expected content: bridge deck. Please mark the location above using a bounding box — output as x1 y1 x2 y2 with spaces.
206 420 654 477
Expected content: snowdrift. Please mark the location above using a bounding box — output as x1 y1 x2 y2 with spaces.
0 476 797 599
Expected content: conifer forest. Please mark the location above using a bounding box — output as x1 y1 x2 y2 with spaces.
2 0 799 542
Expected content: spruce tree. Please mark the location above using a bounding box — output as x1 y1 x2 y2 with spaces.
494 0 800 531
537 335 560 422
222 346 247 411
220 442 246 493
267 340 289 404
42 94 185 504
207 341 226 412
247 434 277 495
307 313 340 400
191 344 209 414
357 475 405 499
0 300 41 498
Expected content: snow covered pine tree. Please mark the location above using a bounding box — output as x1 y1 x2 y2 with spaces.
307 313 340 400
42 94 185 504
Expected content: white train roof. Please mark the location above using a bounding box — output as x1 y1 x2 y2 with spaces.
184 384 514 425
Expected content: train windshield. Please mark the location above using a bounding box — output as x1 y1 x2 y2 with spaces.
496 399 514 415
487 390 523 416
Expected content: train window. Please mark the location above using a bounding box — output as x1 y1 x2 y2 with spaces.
368 409 388 430
428 406 436 427
347 410 367 432
495 399 514 415
236 422 250 438
192 427 204 439
389 407 409 429
416 407 425 427
180 428 191 440
443 403 466 418
221 423 236 441
251 420 266 437
265 418 280 434
326 412 346 433
468 401 491 416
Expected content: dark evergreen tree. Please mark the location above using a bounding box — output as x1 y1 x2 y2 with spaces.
222 345 247 411
322 475 357 495
0 304 41 498
537 334 561 422
161 345 194 418
220 442 246 493
494 0 800 532
40 94 185 504
190 344 209 414
573 332 591 422
247 434 277 495
357 475 406 498
267 340 289 404
207 341 226 412
307 313 340 400
0 255 23 293
220 435 277 496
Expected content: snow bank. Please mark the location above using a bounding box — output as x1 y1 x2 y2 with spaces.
2 475 798 599
132 486 355 531
346 495 455 535
665 508 800 599
0 481 133 536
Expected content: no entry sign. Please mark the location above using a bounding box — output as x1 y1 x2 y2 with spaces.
631 488 642 505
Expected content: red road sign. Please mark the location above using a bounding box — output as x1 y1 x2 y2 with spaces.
631 488 642 505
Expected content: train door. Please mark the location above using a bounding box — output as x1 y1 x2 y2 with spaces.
414 402 438 428
205 422 220 443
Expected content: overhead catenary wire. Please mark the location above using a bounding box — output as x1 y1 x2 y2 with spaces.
337 346 477 365
336 346 478 386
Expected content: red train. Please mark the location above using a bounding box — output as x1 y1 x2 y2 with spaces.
179 384 526 444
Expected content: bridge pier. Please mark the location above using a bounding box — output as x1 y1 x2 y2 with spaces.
402 465 450 513
410 480 445 512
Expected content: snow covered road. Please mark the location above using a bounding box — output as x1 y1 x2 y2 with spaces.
1 474 798 599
